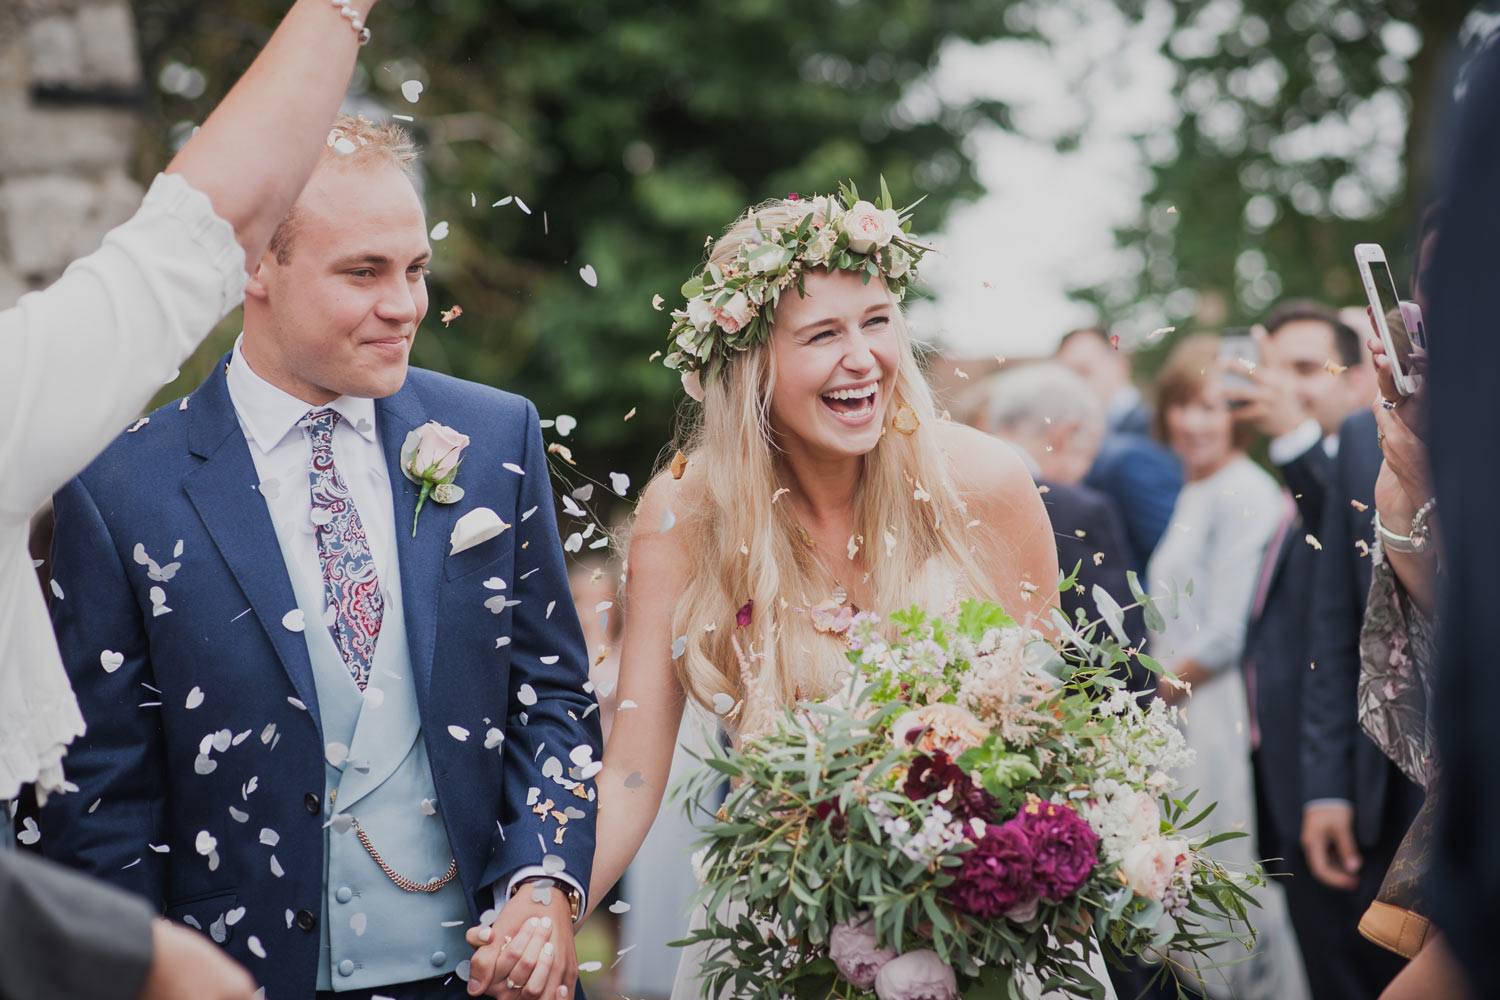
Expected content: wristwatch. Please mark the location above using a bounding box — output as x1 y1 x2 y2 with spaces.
511 875 582 922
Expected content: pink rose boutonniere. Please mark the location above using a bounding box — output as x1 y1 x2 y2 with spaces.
400 420 470 536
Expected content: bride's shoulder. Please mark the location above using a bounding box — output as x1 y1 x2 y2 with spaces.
627 460 707 572
934 420 1039 508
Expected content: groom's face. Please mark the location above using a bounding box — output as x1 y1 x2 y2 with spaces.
246 158 431 404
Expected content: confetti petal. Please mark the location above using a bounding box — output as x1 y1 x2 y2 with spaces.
400 79 424 103
100 649 124 673
447 725 470 742
578 265 598 287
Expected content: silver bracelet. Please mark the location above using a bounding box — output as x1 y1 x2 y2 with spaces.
328 0 372 45
1374 515 1428 554
1409 497 1438 552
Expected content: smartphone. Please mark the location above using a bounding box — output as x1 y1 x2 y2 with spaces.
1354 243 1421 395
1218 329 1258 407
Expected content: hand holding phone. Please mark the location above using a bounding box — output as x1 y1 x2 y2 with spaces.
1354 243 1421 395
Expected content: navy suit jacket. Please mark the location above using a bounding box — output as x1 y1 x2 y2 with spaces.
1300 410 1419 846
1084 429 1181 573
38 357 600 1000
1041 480 1149 688
1244 444 1329 857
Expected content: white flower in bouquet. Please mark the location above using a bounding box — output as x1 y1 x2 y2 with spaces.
1080 779 1163 864
956 627 1055 746
1120 837 1190 902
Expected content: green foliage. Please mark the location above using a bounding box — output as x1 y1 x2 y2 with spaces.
1075 0 1471 356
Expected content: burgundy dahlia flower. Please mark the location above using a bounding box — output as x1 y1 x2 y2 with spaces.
902 751 999 822
942 819 1037 919
1013 800 1099 900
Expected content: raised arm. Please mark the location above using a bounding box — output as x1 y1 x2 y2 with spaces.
584 473 694 914
165 0 379 270
0 0 381 523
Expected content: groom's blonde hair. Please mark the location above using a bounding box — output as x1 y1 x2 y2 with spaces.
268 114 419 264
627 198 1001 734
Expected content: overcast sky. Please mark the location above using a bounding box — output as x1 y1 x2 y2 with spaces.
911 1 1177 359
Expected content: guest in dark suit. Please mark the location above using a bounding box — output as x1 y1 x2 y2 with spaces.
969 364 1150 681
1425 30 1500 991
1230 301 1412 998
1055 327 1182 568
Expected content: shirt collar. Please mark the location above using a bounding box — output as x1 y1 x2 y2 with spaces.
227 336 378 454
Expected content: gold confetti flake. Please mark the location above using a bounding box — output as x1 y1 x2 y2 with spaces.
1305 534 1322 551
670 450 689 480
1092 552 1105 566
1350 499 1369 512
1324 359 1348 375
892 403 920 435
548 443 576 465
440 305 463 327
771 487 790 504
623 407 637 421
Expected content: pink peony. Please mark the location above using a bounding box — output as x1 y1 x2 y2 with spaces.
828 917 896 989
1013 801 1099 901
873 949 958 1000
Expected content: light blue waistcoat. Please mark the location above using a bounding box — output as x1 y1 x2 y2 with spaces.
282 551 470 991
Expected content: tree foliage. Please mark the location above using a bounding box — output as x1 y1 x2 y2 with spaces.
136 0 1035 493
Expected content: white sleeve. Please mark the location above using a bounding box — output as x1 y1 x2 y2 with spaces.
0 172 246 520
1183 476 1283 673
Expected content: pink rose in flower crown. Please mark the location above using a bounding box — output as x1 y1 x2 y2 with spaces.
1120 837 1189 902
829 916 897 989
712 290 754 334
873 949 958 1000
841 199 902 254
1013 800 1100 901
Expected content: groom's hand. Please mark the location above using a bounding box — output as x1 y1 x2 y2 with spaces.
465 890 577 999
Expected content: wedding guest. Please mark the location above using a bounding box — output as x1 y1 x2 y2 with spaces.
1055 326 1182 569
1145 335 1309 1000
1425 35 1500 989
0 1 380 997
1226 301 1405 998
971 363 1147 661
1356 329 1467 999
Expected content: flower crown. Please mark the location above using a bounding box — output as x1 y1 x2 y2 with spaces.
664 179 930 391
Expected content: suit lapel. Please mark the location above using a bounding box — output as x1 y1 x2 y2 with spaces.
375 382 454 710
183 357 322 734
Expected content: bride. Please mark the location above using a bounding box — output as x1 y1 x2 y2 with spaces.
596 192 1110 997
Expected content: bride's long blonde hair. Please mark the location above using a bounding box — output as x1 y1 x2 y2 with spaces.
634 199 1000 730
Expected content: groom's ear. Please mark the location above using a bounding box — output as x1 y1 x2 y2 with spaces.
244 255 274 301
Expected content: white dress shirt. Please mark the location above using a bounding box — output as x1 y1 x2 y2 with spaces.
0 173 246 801
225 338 396 605
225 343 584 914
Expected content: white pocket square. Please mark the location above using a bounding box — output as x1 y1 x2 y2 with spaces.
450 507 511 556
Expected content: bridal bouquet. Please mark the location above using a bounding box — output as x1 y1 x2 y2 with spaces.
677 579 1260 999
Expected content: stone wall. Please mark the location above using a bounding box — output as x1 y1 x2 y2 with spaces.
0 0 142 305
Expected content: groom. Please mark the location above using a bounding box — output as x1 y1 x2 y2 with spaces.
38 116 598 1000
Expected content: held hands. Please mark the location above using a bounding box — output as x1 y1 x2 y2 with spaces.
139 919 258 1000
1301 801 1363 891
465 889 577 999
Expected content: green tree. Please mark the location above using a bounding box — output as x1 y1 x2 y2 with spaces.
136 0 1039 500
1079 0 1471 355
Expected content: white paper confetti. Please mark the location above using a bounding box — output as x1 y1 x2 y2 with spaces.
400 79 424 103
185 687 205 710
100 649 124 673
609 472 630 496
517 684 538 707
430 220 450 241
281 609 305 633
447 725 470 742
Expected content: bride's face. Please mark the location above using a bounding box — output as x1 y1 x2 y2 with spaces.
766 269 899 461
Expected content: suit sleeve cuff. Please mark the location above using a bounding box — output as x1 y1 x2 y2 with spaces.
1303 797 1354 812
1269 419 1322 467
506 866 587 926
